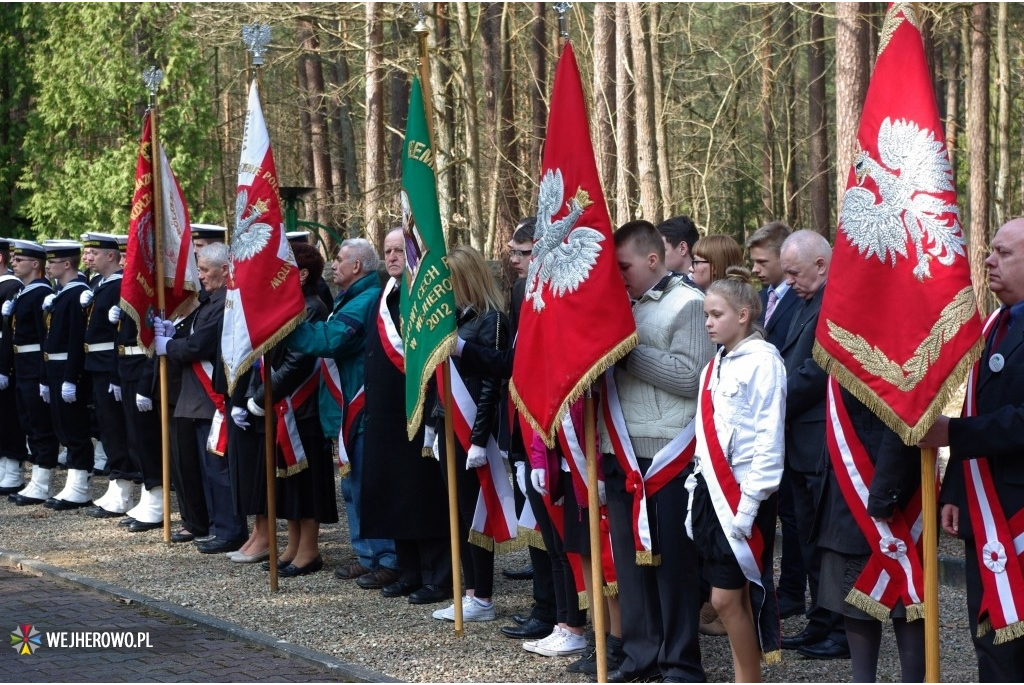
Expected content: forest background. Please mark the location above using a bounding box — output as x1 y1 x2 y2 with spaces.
0 2 1016 311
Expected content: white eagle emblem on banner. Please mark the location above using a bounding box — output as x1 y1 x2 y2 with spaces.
231 189 273 262
840 117 965 281
524 169 603 312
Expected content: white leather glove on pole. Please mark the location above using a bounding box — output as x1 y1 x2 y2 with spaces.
684 472 698 540
465 444 488 469
109 384 122 402
154 335 170 356
422 426 437 458
730 493 761 541
136 394 153 412
80 289 93 307
0 375 8 391
1 300 12 317
515 462 528 496
61 382 76 403
107 305 122 323
246 397 266 417
39 384 50 403
231 406 250 429
531 468 548 496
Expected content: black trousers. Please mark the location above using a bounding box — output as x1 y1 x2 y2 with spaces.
47 372 93 471
790 466 846 644
517 457 557 625
438 437 494 598
604 455 704 682
120 376 160 488
395 537 452 588
965 539 1024 681
195 419 247 542
532 470 586 628
777 465 808 606
91 372 133 481
16 380 59 468
170 413 209 536
0 384 27 459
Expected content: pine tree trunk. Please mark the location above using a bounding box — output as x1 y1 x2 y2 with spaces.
649 3 671 220
943 23 960 175
807 3 830 236
298 14 333 229
592 2 616 206
332 38 361 238
389 19 411 185
455 2 483 248
967 3 990 312
759 6 776 217
430 3 456 240
782 5 798 226
364 2 385 245
994 1 1009 228
834 2 870 209
529 2 547 208
614 2 637 226
628 3 659 222
490 3 519 257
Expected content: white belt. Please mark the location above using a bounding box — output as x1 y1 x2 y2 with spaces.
119 345 146 356
45 352 68 361
85 342 115 352
13 344 41 353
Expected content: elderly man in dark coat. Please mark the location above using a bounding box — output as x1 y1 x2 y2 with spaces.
359 227 452 604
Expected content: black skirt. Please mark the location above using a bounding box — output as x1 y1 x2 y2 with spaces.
276 421 339 524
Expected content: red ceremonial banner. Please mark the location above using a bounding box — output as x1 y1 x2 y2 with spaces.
812 3 983 445
510 42 637 446
121 111 199 351
221 79 305 394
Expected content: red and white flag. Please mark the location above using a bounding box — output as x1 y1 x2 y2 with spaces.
221 79 305 394
510 42 637 446
121 111 200 351
813 3 983 444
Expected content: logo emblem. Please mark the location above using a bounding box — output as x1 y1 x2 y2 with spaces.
231 189 273 262
840 117 965 281
10 624 42 655
525 168 604 312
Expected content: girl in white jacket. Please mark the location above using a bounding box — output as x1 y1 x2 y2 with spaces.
687 266 786 682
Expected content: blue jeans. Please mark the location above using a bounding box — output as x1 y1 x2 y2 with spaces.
340 432 396 570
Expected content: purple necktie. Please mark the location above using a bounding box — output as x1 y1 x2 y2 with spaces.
765 288 779 325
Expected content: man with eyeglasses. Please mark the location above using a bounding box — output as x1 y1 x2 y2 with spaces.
2 240 60 505
0 238 30 495
39 240 96 511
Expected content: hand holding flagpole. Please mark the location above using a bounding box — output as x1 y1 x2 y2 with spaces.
144 66 173 545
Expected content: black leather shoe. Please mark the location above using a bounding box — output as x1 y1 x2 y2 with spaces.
196 538 244 554
128 519 162 532
502 565 534 581
797 638 850 660
118 516 137 527
500 617 553 639
381 580 421 598
596 666 661 683
9 492 47 506
45 497 93 511
781 628 825 650
408 584 452 605
261 558 293 572
512 613 529 626
170 530 195 543
0 484 24 496
356 567 400 590
86 505 125 519
279 555 324 578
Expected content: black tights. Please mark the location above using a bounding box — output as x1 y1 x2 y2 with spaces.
845 615 924 683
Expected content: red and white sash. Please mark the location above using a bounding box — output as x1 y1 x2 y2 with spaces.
695 357 765 584
192 360 227 456
600 369 696 565
272 368 320 477
377 277 405 372
321 357 364 476
825 377 926 621
962 309 1024 643
444 360 518 552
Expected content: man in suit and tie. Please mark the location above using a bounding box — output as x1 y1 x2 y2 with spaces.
777 229 849 660
746 221 805 619
921 217 1024 681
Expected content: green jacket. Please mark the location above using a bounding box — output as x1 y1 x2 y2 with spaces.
285 272 381 439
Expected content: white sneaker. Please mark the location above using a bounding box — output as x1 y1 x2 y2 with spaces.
524 626 563 654
431 595 496 622
531 626 587 657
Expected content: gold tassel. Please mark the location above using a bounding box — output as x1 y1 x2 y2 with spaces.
762 649 782 666
338 462 351 479
635 550 661 566
276 460 309 478
603 582 619 597
510 333 639 447
845 588 892 623
493 536 526 555
993 620 1024 645
977 617 993 639
905 602 925 622
578 590 590 610
516 526 546 551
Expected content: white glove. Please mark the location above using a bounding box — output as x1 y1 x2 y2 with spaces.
531 468 548 496
246 397 266 417
154 317 175 337
40 384 50 403
154 335 170 356
231 406 250 429
109 383 122 401
42 293 56 311
453 336 467 357
729 493 760 541
61 381 76 403
465 444 488 469
684 473 697 540
423 426 436 449
136 394 153 412
515 462 528 496
80 289 94 307
0 375 8 391
1 300 13 316
108 305 122 324
598 480 607 507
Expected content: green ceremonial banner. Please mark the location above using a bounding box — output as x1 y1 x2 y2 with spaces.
400 75 456 439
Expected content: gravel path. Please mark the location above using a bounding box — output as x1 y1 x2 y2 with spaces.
1 470 981 682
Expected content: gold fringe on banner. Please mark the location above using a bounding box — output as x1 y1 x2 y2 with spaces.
635 550 660 567
276 460 309 478
226 309 306 396
762 649 782 666
845 588 894 623
468 529 525 554
603 581 618 597
578 590 589 610
993 620 1024 645
510 333 638 448
905 601 925 622
516 525 546 551
405 332 456 440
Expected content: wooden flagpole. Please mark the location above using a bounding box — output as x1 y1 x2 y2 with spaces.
243 23 278 593
921 447 939 681
414 4 463 636
584 392 608 684
144 66 173 545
